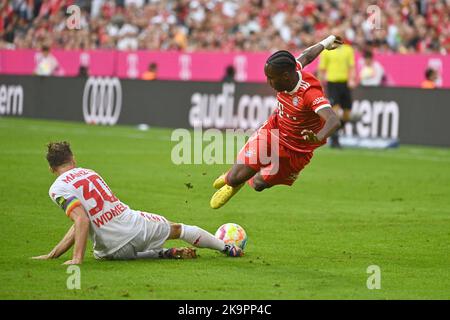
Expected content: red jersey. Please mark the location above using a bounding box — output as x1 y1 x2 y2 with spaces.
268 62 331 153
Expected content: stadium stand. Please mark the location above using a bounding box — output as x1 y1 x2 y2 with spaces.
0 0 449 54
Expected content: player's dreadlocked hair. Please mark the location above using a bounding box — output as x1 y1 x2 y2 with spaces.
266 50 297 73
46 141 73 168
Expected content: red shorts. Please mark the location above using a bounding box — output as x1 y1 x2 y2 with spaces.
236 123 313 187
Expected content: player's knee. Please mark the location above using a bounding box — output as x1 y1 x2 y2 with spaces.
169 223 182 239
226 171 242 187
252 177 269 192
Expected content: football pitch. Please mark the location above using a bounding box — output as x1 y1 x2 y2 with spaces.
0 117 449 300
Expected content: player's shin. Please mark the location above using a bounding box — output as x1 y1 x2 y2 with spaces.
179 224 226 251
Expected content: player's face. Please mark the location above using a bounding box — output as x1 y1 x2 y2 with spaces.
264 64 290 92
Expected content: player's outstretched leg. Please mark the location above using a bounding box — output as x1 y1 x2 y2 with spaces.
212 172 227 189
169 223 243 257
135 247 198 259
248 172 271 192
210 164 257 209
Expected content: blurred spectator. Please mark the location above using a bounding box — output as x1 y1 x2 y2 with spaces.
0 0 448 53
222 65 235 82
34 45 59 76
421 67 438 89
78 65 88 77
359 48 385 86
141 62 157 80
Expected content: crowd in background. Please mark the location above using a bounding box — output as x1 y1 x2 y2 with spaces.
0 0 449 53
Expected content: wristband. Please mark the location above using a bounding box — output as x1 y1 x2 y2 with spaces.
319 35 336 50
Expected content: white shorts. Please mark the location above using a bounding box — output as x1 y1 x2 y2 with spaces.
99 212 171 260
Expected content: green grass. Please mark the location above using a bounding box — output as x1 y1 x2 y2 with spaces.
0 117 449 300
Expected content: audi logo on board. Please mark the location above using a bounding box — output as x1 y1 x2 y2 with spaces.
82 77 122 125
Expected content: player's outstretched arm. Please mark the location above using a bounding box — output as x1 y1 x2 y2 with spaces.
63 206 90 265
31 225 75 260
301 108 341 143
297 35 343 68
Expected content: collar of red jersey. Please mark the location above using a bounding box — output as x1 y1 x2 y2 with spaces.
285 71 303 95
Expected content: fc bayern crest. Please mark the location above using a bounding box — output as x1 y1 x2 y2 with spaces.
293 96 299 106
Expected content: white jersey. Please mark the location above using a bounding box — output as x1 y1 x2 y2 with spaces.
49 167 148 257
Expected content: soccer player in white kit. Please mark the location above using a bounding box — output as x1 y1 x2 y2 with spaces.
32 142 243 265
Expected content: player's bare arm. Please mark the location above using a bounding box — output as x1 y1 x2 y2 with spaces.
301 108 341 143
297 35 343 68
31 225 75 260
63 206 90 265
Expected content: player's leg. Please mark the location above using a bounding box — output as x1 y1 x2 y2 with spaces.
136 247 197 259
212 163 257 189
334 83 353 148
341 84 353 123
248 150 313 191
210 164 256 209
131 212 195 259
210 125 270 208
326 82 342 148
168 223 243 257
248 171 271 192
101 242 138 260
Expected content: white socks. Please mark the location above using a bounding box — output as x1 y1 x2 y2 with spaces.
180 224 226 251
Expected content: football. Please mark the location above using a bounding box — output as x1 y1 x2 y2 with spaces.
215 223 248 250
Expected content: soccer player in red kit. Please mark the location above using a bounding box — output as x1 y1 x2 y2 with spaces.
210 35 343 209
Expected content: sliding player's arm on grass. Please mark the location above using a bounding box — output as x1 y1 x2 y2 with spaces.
297 35 343 68
62 206 90 265
32 206 90 264
31 225 75 260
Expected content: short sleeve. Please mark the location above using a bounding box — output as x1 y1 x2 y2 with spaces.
296 60 303 71
49 184 81 218
303 87 331 113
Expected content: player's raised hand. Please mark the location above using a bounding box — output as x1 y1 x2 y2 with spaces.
301 129 320 143
327 36 343 50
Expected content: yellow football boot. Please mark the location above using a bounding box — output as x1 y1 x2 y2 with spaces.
210 183 244 209
212 173 227 189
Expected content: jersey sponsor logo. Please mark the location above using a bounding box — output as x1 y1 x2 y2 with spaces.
0 84 23 116
82 77 122 125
